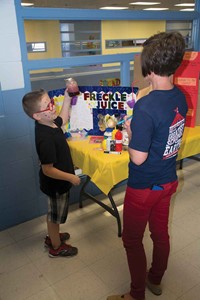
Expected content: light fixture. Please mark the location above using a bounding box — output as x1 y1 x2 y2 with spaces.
21 2 34 6
143 7 169 10
129 2 160 5
100 7 129 10
180 8 195 11
175 3 195 7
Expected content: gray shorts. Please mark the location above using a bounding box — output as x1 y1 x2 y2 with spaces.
47 192 69 224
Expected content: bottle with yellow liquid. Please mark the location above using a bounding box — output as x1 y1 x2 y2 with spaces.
101 139 107 150
112 128 118 140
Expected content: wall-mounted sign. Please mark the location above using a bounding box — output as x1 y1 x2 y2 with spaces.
26 42 47 53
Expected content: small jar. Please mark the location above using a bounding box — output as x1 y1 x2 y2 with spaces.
65 78 80 98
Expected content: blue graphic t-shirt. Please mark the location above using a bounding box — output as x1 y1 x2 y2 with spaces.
128 86 188 189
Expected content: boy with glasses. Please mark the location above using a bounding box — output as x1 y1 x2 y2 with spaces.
22 88 81 257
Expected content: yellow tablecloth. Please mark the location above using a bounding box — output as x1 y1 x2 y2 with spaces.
68 139 129 195
177 126 200 160
68 125 200 195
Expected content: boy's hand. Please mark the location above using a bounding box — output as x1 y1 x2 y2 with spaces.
124 117 132 141
71 174 81 186
59 88 72 125
64 88 72 101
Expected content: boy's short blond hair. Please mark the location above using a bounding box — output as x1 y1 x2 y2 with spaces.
22 89 47 119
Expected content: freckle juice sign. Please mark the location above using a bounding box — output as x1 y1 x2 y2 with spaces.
83 90 128 110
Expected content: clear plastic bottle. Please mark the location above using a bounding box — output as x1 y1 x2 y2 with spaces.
65 78 80 105
112 128 118 140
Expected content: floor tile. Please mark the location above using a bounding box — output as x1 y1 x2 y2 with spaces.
0 157 200 300
53 267 110 300
0 230 15 249
26 287 61 300
33 253 86 285
89 248 130 290
0 243 30 273
164 252 200 297
8 218 46 241
0 263 49 300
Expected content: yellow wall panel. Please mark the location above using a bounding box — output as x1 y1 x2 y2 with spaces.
24 20 166 71
24 20 62 72
102 20 166 55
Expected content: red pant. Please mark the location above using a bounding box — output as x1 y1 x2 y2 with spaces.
122 181 178 300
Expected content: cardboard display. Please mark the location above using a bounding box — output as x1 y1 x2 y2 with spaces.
196 80 200 126
173 52 200 127
134 52 200 128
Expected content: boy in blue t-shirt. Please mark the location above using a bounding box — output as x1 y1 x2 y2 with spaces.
107 32 188 300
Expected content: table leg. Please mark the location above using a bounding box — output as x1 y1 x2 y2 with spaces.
179 159 183 169
108 191 122 237
79 175 90 208
188 155 200 162
178 155 200 170
79 175 122 237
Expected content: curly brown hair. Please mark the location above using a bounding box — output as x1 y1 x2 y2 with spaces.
141 31 185 77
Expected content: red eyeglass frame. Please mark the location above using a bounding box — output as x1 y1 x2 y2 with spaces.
34 98 55 114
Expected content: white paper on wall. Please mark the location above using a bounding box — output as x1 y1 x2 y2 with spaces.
70 92 93 130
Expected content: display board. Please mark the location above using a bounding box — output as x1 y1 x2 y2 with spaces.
135 52 200 128
173 51 200 127
48 86 138 135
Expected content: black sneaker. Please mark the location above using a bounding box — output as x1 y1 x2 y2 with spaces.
44 232 70 248
48 243 78 258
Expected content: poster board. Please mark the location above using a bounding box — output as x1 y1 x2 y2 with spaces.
135 52 200 128
48 86 138 136
196 80 200 126
173 52 200 127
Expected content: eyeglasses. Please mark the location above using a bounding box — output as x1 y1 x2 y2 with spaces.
35 98 55 114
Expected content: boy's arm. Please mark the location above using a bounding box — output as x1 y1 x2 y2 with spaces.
42 164 81 186
124 117 148 165
59 89 72 125
128 148 148 166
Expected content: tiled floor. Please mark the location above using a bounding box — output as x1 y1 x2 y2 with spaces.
0 157 200 300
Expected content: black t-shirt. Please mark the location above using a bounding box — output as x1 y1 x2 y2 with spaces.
35 116 74 196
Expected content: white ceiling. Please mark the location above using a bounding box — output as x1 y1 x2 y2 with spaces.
21 0 195 11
